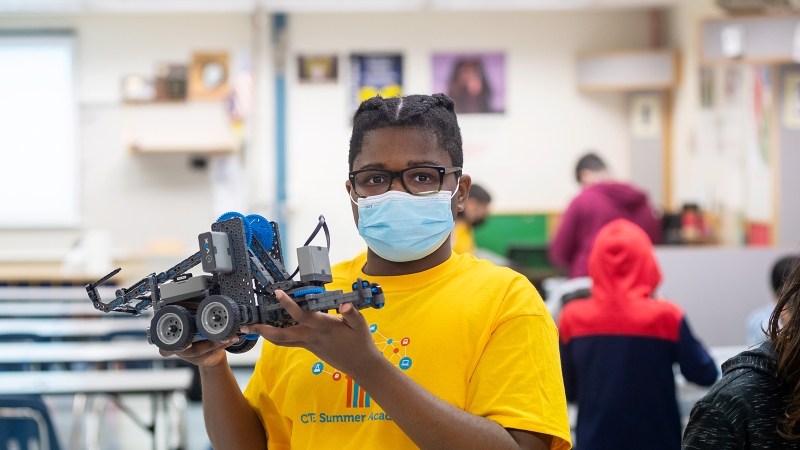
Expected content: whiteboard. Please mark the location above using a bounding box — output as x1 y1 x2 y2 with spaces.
0 34 79 227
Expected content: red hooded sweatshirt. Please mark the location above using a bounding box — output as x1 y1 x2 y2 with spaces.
549 181 662 278
558 219 716 450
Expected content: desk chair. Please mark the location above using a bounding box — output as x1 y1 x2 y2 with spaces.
0 395 61 450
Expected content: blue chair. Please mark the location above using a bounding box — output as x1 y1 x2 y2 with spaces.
0 395 61 450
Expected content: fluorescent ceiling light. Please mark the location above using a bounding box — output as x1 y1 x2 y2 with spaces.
0 0 82 12
262 0 427 11
85 0 256 12
432 0 595 9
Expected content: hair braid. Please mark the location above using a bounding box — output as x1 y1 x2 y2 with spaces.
349 94 463 171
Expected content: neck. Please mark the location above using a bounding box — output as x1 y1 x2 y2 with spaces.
363 239 453 276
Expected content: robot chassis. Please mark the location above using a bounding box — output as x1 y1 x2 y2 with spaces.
85 213 385 354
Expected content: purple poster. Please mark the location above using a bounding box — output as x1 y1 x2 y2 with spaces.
432 53 505 114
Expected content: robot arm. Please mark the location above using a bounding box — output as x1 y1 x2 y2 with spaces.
85 251 203 315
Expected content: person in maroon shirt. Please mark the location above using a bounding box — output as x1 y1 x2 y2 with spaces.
549 153 662 279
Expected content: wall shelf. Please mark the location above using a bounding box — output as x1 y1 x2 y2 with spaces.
122 101 239 154
576 49 680 92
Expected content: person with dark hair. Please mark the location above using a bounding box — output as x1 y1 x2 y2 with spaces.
453 183 492 255
447 59 493 114
746 255 799 346
163 93 571 450
683 257 800 449
559 219 717 450
549 152 662 279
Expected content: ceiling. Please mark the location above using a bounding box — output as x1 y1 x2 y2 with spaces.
0 0 682 14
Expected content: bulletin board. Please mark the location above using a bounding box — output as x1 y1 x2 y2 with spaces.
693 64 776 245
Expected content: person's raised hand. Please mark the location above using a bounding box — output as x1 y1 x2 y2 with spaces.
241 290 383 379
160 336 239 368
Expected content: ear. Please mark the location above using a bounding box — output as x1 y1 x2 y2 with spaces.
456 174 472 213
345 179 352 196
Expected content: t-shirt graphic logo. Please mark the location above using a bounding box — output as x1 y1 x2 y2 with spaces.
310 323 412 408
346 375 371 408
371 324 412 370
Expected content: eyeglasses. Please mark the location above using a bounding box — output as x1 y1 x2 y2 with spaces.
349 166 462 197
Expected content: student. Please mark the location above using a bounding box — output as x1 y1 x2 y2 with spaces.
452 183 491 255
746 255 798 346
163 94 571 450
549 153 662 279
559 219 717 450
683 257 800 449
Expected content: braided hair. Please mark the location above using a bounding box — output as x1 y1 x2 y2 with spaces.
349 93 463 171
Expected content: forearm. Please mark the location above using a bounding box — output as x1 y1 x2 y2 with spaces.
200 359 267 450
355 357 537 450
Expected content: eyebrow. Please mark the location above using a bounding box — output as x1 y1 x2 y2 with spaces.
354 160 444 171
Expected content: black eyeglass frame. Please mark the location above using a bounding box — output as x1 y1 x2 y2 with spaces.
348 165 462 198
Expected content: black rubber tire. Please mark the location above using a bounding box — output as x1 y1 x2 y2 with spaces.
196 295 240 342
226 336 258 354
150 305 196 352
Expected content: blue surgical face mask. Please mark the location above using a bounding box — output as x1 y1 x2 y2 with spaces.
355 190 456 263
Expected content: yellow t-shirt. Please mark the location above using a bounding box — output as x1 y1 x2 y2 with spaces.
243 252 572 450
452 221 476 254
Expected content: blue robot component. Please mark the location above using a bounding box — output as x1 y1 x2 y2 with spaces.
217 212 252 247
247 214 275 251
85 215 386 354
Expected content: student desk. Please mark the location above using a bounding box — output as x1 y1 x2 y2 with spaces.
0 286 116 301
0 301 106 317
0 368 192 450
0 340 262 367
0 318 150 339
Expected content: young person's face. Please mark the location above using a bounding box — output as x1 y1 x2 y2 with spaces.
346 127 471 227
463 198 490 227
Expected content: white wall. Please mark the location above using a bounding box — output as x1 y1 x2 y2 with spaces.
0 14 253 260
0 9 653 267
666 0 725 211
286 10 652 262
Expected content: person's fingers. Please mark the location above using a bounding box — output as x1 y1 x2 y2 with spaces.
338 302 367 331
176 339 230 357
159 348 176 357
244 323 310 347
275 290 322 327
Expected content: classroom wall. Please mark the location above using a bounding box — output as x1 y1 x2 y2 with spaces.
0 14 254 263
285 10 653 261
0 9 653 267
666 0 725 212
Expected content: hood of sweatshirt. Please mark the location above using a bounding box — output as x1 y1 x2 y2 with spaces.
722 340 779 379
587 181 650 213
588 219 662 303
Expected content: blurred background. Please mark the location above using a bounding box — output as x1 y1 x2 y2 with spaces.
1 0 799 448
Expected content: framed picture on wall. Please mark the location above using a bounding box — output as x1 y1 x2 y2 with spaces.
783 72 800 129
432 52 505 114
630 94 663 139
350 53 402 114
188 52 229 100
298 55 338 83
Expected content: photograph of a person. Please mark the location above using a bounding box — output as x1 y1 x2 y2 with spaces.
432 52 505 114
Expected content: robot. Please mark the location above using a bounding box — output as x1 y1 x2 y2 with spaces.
85 213 385 354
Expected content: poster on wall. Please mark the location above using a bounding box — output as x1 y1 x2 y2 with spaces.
783 72 800 129
629 94 663 139
350 54 402 113
298 55 338 83
700 67 715 109
432 53 505 114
